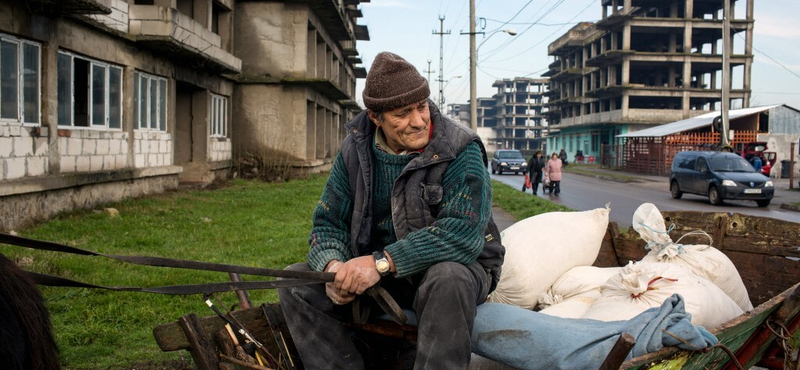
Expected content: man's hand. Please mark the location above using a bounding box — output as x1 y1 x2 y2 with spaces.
324 260 355 305
335 255 381 296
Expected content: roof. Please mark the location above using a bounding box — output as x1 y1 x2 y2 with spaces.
617 105 781 138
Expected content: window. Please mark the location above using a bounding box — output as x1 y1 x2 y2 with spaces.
210 93 227 137
57 51 122 129
133 71 168 131
0 34 40 125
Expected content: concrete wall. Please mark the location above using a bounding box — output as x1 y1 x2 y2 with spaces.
58 130 129 173
234 84 307 160
87 0 129 32
761 134 800 179
234 2 308 76
0 126 49 181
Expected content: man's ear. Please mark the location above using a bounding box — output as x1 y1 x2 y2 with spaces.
367 110 380 126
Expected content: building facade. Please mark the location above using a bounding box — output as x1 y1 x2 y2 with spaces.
544 0 754 163
449 78 548 155
0 0 367 231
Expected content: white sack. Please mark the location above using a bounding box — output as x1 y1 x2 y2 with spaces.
539 290 601 319
489 207 610 309
539 266 622 307
582 261 743 329
632 203 753 311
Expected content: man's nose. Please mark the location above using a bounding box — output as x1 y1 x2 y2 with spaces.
408 110 426 129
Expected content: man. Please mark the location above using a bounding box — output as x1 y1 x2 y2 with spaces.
559 148 568 167
526 150 545 195
278 52 504 370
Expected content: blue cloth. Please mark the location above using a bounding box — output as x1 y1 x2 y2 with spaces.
471 294 718 370
752 156 763 172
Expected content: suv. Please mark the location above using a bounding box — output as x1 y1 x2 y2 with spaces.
491 150 528 175
670 151 774 207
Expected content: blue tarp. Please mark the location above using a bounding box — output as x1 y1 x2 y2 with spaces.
471 294 718 370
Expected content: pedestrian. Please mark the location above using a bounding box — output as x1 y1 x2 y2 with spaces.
752 155 763 173
559 148 568 167
278 52 505 370
526 150 546 195
546 152 563 196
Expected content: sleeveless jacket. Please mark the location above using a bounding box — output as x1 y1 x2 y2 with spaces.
339 102 505 290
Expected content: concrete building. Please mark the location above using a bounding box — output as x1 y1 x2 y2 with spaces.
233 0 367 174
449 78 548 155
492 78 548 154
544 0 754 163
0 0 368 231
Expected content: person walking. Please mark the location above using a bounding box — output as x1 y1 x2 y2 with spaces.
525 150 546 195
559 148 568 167
545 152 563 196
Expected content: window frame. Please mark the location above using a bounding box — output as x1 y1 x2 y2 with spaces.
133 71 168 132
210 93 228 138
0 33 41 126
57 50 123 130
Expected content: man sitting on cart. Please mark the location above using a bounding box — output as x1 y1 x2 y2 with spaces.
278 51 504 370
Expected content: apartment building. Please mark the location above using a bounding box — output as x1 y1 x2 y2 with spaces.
233 1 367 171
544 0 754 162
492 77 548 154
0 0 367 231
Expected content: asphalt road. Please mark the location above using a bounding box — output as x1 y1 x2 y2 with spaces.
492 172 800 228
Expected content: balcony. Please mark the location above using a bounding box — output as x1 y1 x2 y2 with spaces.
25 0 111 14
129 5 241 73
548 22 595 56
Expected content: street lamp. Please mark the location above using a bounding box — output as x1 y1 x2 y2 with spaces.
470 29 516 132
441 75 462 107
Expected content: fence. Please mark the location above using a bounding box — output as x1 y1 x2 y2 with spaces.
600 131 758 176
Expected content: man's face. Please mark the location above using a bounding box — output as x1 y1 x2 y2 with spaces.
369 100 431 153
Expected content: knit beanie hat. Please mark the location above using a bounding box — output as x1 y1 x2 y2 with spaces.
362 52 430 112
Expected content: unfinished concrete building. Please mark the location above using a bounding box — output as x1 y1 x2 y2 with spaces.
233 1 368 173
544 0 754 162
0 0 369 231
492 78 548 154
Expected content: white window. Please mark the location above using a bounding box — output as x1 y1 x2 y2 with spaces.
57 51 122 129
0 33 40 125
133 71 167 131
210 93 227 138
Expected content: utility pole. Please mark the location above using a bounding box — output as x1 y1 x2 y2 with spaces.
433 16 450 109
469 0 477 132
423 60 434 87
721 0 731 147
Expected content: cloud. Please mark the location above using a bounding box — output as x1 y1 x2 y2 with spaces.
755 15 800 39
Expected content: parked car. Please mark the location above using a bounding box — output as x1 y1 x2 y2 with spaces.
491 149 528 175
737 141 776 177
670 151 774 207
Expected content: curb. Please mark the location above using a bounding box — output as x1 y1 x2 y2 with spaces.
780 203 800 212
565 171 647 184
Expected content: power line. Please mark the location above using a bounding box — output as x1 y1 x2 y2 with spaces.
735 33 800 81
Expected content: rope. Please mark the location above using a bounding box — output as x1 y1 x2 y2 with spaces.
638 222 714 256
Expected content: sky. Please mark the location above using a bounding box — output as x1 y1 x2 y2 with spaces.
353 0 800 112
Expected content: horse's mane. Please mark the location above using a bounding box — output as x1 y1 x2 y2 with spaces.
0 254 60 370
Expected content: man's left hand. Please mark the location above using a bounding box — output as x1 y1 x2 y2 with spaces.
334 255 381 295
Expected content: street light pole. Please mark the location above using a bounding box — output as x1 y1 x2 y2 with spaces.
469 0 477 132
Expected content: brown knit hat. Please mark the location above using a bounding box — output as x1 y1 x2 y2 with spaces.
362 52 430 112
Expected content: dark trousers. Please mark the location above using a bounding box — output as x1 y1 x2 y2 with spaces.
278 261 490 370
547 180 561 195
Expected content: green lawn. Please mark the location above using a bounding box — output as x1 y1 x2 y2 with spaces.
1 177 569 369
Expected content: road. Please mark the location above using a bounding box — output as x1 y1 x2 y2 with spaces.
492 172 800 228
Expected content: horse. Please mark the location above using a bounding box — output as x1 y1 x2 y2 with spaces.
0 253 60 370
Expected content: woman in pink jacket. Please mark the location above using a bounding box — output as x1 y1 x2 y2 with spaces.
545 152 563 195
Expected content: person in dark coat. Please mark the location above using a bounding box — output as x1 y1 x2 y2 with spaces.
559 148 568 167
526 150 546 195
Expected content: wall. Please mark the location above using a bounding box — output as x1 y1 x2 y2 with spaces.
0 126 48 180
58 130 129 173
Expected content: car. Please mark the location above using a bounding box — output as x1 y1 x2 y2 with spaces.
491 149 528 175
669 151 774 207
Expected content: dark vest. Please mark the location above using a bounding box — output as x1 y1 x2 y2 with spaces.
339 102 505 290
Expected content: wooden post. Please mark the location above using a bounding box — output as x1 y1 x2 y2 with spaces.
179 313 220 370
791 142 795 190
598 332 636 370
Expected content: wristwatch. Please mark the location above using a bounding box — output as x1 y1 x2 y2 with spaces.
373 250 391 276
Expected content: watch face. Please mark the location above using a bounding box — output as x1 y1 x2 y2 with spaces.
376 259 391 273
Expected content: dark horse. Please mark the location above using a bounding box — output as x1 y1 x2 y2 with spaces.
0 254 60 370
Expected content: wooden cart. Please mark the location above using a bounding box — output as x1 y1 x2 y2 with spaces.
153 211 800 370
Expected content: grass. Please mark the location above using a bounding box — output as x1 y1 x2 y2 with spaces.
1 177 570 369
491 180 573 220
562 163 642 183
